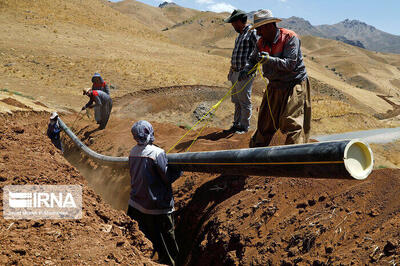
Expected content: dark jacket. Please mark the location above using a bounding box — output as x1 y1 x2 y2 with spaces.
128 144 181 215
246 27 307 89
91 73 110 95
47 121 60 140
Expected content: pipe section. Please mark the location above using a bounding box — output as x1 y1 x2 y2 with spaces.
167 140 373 179
58 117 373 179
58 118 128 167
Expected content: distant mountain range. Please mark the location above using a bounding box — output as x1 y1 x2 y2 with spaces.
265 16 400 54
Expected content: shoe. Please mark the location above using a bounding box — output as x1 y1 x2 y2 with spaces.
235 126 248 134
223 125 238 134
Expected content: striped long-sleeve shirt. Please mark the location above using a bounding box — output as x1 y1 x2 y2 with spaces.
231 25 258 70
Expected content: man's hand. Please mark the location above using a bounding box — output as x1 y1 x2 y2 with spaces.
238 69 249 81
257 51 269 63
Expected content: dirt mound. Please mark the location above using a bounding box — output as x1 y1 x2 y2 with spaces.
60 108 400 265
0 97 31 109
0 112 157 265
173 170 400 265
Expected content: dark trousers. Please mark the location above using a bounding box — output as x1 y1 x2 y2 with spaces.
127 205 179 266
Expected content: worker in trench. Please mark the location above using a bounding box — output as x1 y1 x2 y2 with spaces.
239 10 312 147
127 120 182 266
81 88 112 130
46 112 63 151
224 9 258 134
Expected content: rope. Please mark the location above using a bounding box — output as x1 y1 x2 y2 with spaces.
258 63 278 131
166 62 261 154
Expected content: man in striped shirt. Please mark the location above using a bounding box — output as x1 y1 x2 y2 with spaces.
224 9 258 134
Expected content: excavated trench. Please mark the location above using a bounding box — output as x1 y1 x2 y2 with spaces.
58 84 400 265
60 85 263 265
62 142 247 265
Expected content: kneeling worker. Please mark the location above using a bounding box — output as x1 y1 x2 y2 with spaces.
127 121 181 266
82 88 112 130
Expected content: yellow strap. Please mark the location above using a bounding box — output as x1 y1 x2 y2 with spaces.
169 161 344 165
258 63 278 131
167 62 261 154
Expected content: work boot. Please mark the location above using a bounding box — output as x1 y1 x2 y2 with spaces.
223 124 239 134
235 126 248 134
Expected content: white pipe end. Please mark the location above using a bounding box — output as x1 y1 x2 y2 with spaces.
344 140 374 180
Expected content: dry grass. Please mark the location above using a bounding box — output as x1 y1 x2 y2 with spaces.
0 0 230 110
370 140 400 169
1 0 399 136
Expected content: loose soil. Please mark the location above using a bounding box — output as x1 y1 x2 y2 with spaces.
0 112 157 265
60 106 400 265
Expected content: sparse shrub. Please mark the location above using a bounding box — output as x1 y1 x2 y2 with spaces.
330 68 336 72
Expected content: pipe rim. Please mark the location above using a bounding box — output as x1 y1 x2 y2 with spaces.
343 139 374 180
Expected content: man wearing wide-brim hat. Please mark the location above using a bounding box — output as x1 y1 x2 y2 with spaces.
223 9 258 134
239 9 311 147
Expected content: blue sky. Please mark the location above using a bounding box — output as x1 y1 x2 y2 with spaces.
112 0 400 35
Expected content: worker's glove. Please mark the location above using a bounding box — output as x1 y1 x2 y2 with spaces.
239 65 257 81
257 51 269 63
81 106 86 111
238 69 249 81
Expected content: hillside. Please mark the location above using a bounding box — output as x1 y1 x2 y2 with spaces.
109 0 200 31
317 19 400 54
0 0 229 111
2 1 400 265
279 17 400 54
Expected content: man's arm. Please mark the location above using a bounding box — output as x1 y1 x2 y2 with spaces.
263 36 299 72
104 84 110 95
84 95 102 109
155 152 182 185
155 152 170 185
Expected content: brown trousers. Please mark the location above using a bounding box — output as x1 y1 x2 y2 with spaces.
250 78 311 147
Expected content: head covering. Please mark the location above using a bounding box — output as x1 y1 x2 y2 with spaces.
50 112 58 120
131 120 155 145
224 9 247 23
91 72 104 83
250 10 282 30
83 88 91 95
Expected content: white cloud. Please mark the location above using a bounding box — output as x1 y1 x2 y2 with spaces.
207 2 235 13
196 0 214 4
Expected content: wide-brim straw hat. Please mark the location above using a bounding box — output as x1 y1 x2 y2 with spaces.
250 10 282 30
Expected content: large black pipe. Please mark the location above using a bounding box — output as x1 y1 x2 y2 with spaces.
58 118 373 180
58 118 128 167
167 140 374 179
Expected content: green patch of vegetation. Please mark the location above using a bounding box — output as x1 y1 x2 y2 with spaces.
0 88 35 100
377 165 387 169
177 123 191 130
